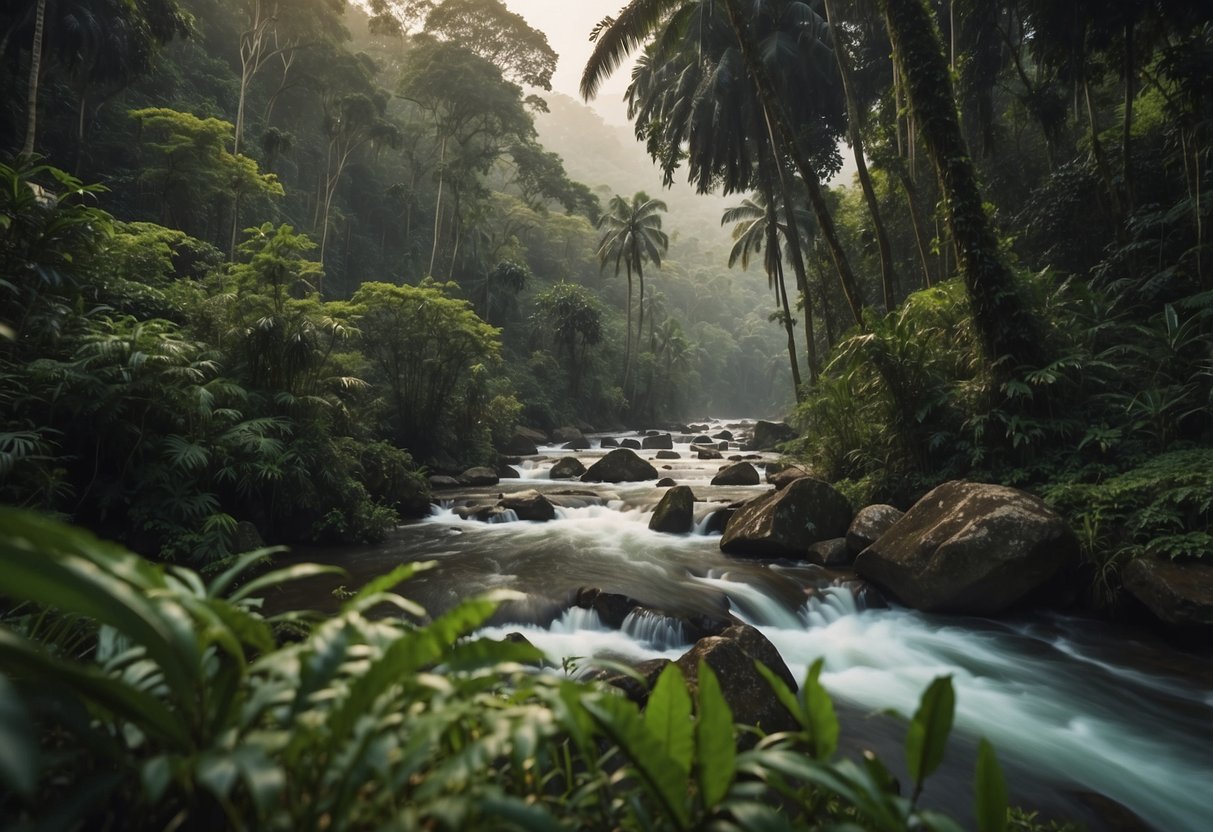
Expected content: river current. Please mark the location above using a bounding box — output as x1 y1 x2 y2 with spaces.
276 421 1213 831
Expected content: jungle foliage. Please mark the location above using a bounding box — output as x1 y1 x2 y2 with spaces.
0 507 1016 831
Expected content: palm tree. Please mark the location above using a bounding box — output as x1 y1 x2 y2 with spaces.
584 0 868 327
595 191 669 395
724 194 802 395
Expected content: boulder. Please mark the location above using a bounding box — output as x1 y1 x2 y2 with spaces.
562 438 591 450
456 505 509 523
846 504 905 553
553 426 586 444
768 464 812 490
500 431 539 456
711 461 760 486
720 477 853 559
600 437 620 448
550 456 587 479
702 507 734 535
516 425 548 444
499 490 557 522
697 448 723 460
807 537 852 567
642 433 674 450
429 475 460 489
581 448 659 483
693 435 713 444
575 587 640 629
1122 557 1213 630
713 430 734 441
750 420 796 450
656 477 677 487
853 480 1080 615
621 438 642 450
587 659 672 706
716 442 730 451
649 485 696 534
675 624 798 735
496 462 520 479
656 450 681 460
233 521 264 554
461 467 499 486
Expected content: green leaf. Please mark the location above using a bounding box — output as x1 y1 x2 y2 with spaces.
343 560 435 613
905 675 955 800
803 658 839 760
0 630 190 748
974 738 1008 832
0 673 37 796
644 664 693 777
207 547 287 598
695 661 735 807
584 694 691 829
228 563 346 604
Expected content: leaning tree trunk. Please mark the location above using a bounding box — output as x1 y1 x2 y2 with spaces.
880 0 1046 372
22 0 47 158
824 0 899 312
766 193 803 398
722 0 867 328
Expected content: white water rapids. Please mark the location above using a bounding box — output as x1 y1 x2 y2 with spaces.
280 422 1213 830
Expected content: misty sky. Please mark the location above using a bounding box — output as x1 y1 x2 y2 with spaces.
501 0 635 124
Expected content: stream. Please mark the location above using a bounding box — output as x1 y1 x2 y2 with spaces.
274 421 1213 831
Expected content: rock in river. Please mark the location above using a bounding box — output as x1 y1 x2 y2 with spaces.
581 448 658 483
846 504 905 553
642 433 674 450
711 461 760 486
498 490 557 522
720 477 853 559
550 456 587 479
461 466 499 486
1122 556 1213 630
649 485 696 534
853 480 1079 615
675 624 798 735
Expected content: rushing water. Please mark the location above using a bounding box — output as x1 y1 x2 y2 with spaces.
277 422 1213 831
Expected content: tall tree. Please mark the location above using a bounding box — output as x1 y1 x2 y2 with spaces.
595 191 669 395
878 0 1046 371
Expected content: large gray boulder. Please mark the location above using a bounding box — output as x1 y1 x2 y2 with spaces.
807 537 852 567
498 490 557 522
461 467 499 486
720 477 853 559
642 433 674 450
581 448 659 483
600 436 620 448
1122 557 1213 629
711 462 760 486
656 450 681 460
550 456 587 479
853 481 1079 615
846 504 905 553
552 425 586 444
675 624 798 735
767 464 812 490
500 431 539 456
749 420 796 450
621 438 642 450
649 485 696 534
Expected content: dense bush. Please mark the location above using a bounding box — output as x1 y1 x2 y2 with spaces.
0 508 1013 831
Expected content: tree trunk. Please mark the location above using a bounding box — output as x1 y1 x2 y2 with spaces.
721 0 866 328
880 0 1046 372
898 166 934 288
770 216 803 399
825 0 899 312
1122 13 1135 214
622 263 634 396
429 136 447 277
21 0 47 158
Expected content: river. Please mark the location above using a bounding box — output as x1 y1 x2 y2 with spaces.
274 421 1213 831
